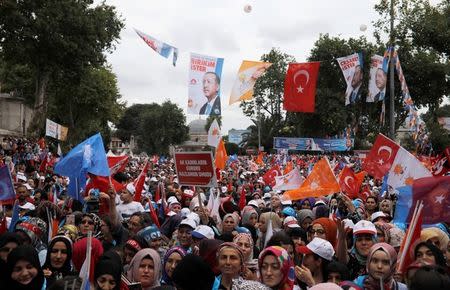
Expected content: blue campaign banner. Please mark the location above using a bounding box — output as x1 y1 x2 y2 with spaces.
273 137 354 152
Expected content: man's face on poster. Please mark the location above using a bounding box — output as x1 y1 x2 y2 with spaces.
375 68 387 90
203 72 219 101
351 65 363 88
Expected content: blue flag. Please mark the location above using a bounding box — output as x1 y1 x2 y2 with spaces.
0 165 15 201
55 133 110 177
8 201 20 232
393 185 412 226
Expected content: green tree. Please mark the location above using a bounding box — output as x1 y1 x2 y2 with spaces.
0 0 124 131
46 65 124 145
116 101 189 154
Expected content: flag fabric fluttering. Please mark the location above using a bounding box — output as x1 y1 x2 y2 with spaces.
386 147 431 189
134 28 178 66
363 133 400 179
229 60 272 105
238 187 247 210
397 201 423 274
0 165 15 202
338 166 360 199
283 62 320 112
394 176 450 225
215 138 228 170
8 200 20 232
108 155 129 175
207 119 221 148
133 160 150 202
262 165 281 187
79 232 93 290
273 168 304 191
55 133 110 177
283 157 340 200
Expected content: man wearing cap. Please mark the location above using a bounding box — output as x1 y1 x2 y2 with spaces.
177 218 196 252
116 183 145 221
296 237 335 287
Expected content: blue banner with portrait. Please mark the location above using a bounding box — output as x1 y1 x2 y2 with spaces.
273 137 354 152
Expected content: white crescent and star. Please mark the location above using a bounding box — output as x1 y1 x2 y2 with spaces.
344 176 355 189
377 146 393 160
293 70 310 94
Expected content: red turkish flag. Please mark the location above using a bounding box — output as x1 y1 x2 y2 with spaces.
108 156 129 175
412 176 450 224
263 165 281 187
339 166 359 198
283 62 320 112
133 160 150 202
363 134 400 179
359 184 372 201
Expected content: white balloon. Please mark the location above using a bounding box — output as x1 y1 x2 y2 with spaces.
244 4 252 13
360 24 367 32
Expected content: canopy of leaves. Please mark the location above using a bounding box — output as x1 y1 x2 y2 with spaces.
116 101 189 154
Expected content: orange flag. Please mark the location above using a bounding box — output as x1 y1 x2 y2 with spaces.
283 157 340 200
256 151 264 165
215 138 228 170
283 161 293 175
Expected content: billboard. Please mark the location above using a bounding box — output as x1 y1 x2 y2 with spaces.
273 137 354 152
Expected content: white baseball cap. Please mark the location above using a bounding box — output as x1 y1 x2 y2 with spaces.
179 218 196 230
297 237 335 261
126 183 136 195
248 200 259 208
17 174 27 182
353 220 377 236
19 202 35 211
192 225 215 240
167 196 180 206
283 216 300 228
371 211 389 222
281 199 292 206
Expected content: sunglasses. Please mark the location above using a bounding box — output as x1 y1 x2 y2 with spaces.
308 229 326 235
81 219 94 225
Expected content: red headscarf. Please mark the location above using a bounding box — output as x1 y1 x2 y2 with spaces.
312 218 338 248
72 237 104 283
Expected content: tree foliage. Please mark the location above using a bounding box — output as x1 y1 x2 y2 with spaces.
116 101 189 154
0 0 124 132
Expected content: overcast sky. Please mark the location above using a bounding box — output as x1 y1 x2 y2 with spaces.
105 0 383 133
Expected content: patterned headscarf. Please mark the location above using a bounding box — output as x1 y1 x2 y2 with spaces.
365 243 397 290
233 233 254 261
161 246 187 286
217 242 245 274
258 246 295 290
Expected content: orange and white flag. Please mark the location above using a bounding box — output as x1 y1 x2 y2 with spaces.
207 119 221 148
283 157 340 200
273 168 304 191
215 138 228 170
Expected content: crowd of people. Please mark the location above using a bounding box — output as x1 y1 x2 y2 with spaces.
0 136 449 290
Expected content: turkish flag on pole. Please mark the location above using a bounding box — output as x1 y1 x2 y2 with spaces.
363 133 400 179
339 166 359 199
133 159 150 202
263 165 281 187
283 62 320 112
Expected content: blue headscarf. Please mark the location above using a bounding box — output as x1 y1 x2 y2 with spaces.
161 246 187 286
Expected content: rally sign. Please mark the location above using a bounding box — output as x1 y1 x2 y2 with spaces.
45 119 68 141
174 152 217 187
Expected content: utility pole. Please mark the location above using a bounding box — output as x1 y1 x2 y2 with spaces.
257 99 261 150
389 0 396 139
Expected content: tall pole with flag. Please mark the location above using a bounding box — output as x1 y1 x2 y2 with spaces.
389 0 396 139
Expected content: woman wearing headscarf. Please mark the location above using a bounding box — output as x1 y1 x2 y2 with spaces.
199 239 224 276
161 246 187 286
94 251 123 290
379 199 392 217
420 227 450 252
0 232 22 281
72 237 104 283
233 233 259 281
374 222 392 244
259 246 295 290
214 242 268 290
257 212 282 250
76 213 102 239
413 241 447 267
6 245 45 290
126 248 162 290
309 218 337 248
296 209 314 231
241 206 259 228
42 235 73 287
353 243 407 290
221 213 239 236
298 198 315 210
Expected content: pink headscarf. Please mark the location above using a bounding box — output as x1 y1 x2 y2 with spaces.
126 248 162 289
365 243 398 290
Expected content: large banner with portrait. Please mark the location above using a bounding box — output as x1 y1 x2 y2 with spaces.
273 137 354 152
366 55 386 102
187 53 224 116
336 52 363 106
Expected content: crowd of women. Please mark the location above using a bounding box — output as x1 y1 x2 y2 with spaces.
0 136 449 290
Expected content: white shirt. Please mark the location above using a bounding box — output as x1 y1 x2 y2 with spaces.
116 201 145 221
